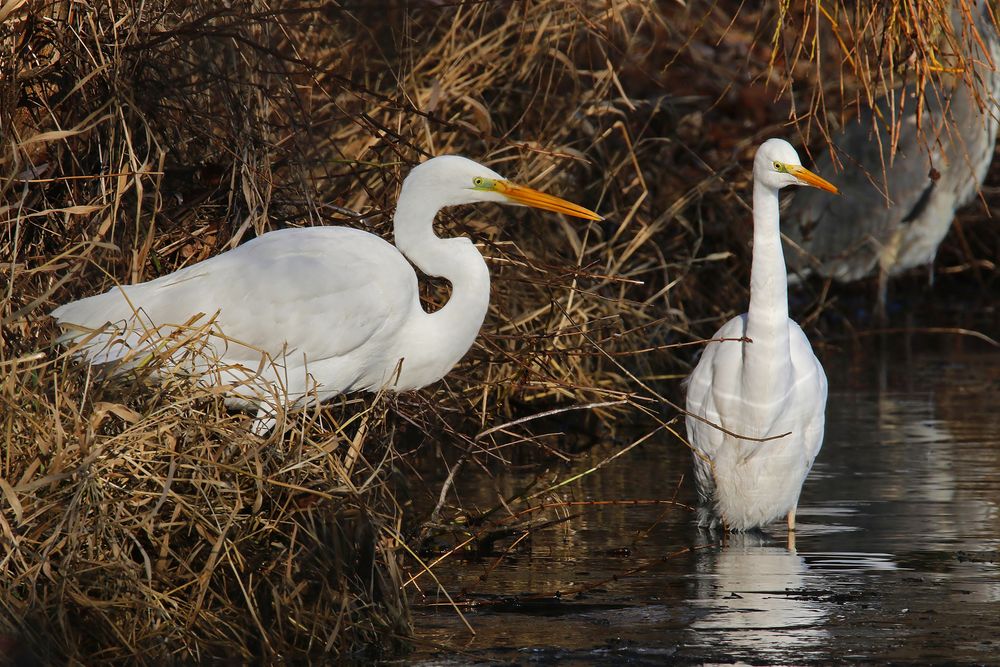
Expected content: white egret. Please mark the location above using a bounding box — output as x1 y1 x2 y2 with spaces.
52 155 602 434
784 0 1000 316
685 139 838 532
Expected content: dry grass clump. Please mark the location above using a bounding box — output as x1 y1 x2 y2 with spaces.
774 0 998 162
1 0 994 661
1 353 411 661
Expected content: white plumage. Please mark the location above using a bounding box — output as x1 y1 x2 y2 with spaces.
685 139 837 532
52 155 601 434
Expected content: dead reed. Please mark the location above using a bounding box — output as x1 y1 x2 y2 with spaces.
1 0 993 661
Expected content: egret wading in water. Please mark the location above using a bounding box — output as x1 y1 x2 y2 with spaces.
685 139 838 532
783 0 1000 318
52 156 602 434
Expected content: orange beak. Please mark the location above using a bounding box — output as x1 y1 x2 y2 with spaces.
787 165 839 194
494 181 604 221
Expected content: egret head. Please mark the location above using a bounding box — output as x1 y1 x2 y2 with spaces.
754 138 838 194
405 155 602 221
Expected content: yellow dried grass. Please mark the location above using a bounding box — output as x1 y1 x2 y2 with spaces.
0 0 991 661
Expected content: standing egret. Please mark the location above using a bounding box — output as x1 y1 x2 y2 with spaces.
52 155 602 434
685 139 838 532
783 0 1000 316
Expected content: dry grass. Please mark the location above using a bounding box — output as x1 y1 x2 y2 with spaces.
1 0 994 661
775 0 998 164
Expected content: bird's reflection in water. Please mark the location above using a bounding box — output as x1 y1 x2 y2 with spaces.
689 531 828 658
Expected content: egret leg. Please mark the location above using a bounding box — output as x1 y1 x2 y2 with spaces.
787 507 797 532
875 266 889 326
876 231 903 325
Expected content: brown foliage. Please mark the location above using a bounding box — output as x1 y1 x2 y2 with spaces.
1 0 992 661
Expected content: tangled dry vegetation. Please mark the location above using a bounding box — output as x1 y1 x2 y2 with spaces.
1 0 995 661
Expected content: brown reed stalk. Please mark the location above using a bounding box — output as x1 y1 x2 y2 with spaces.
0 0 989 661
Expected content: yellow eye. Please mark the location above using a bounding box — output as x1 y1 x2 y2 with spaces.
473 177 485 187
773 161 784 172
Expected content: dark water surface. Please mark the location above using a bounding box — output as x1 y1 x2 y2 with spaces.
409 340 1000 665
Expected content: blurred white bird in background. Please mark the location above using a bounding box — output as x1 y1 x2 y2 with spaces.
685 139 838 532
52 155 602 434
783 0 1000 316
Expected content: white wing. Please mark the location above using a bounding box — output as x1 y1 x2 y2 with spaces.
52 227 419 368
684 314 749 501
788 322 828 467
684 315 827 529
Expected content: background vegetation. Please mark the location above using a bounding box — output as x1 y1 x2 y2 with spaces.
2 0 995 661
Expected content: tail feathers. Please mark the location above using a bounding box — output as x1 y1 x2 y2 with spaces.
53 320 150 367
51 288 156 366
52 289 230 373
51 288 136 330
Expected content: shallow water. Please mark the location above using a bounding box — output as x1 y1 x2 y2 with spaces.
408 336 1000 665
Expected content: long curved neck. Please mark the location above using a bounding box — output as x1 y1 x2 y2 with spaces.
393 184 491 383
744 179 791 382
